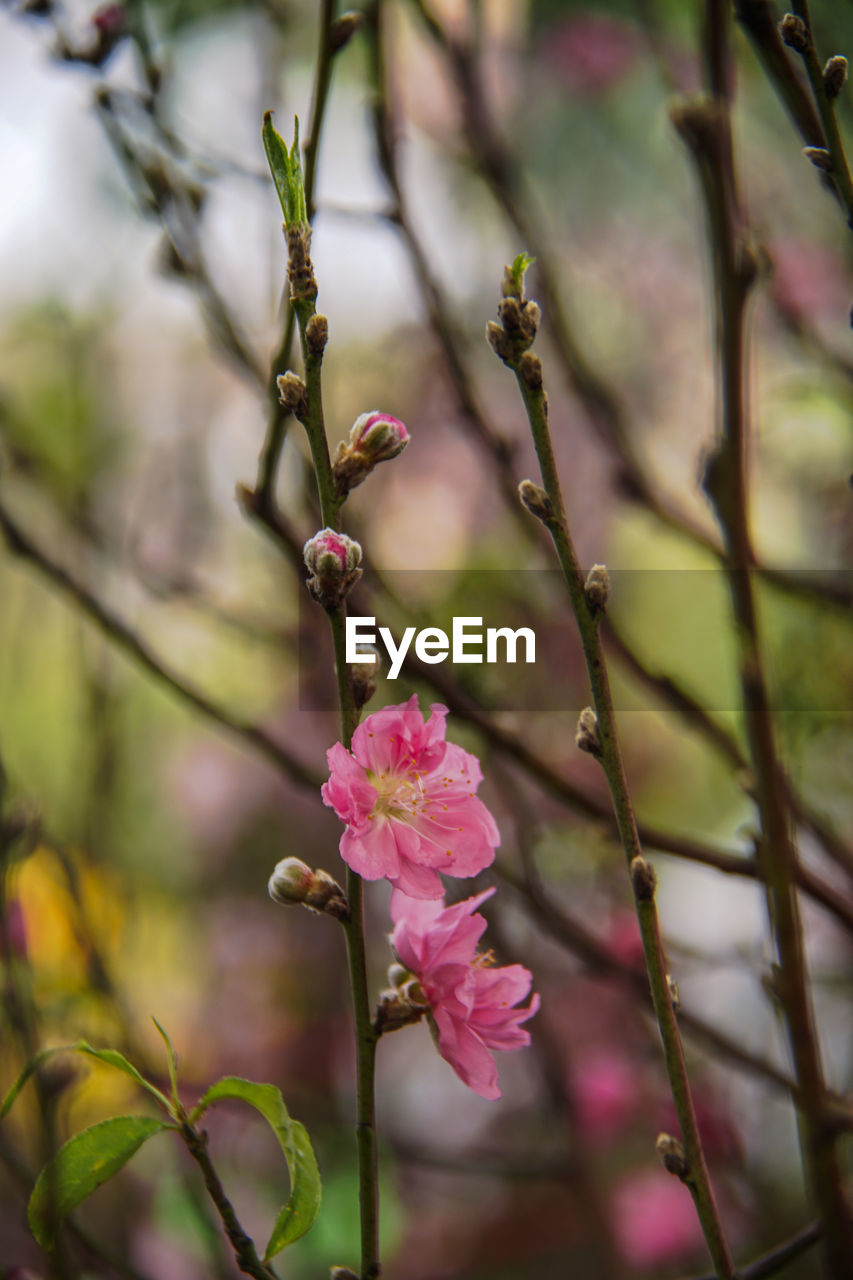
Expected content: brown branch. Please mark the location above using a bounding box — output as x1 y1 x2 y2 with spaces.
0 502 320 791
684 1218 820 1280
674 8 853 1261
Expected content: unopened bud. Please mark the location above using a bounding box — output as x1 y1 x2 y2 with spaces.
667 973 681 1011
330 1269 359 1280
268 858 349 920
518 350 543 391
351 644 380 710
387 962 409 989
268 857 314 905
824 55 848 99
333 411 409 495
669 95 721 154
303 528 362 608
779 14 809 52
804 146 833 172
584 564 610 615
486 320 513 363
575 706 601 757
498 297 541 352
630 855 657 901
518 479 552 522
329 11 362 54
306 312 328 357
656 1132 689 1180
277 370 309 417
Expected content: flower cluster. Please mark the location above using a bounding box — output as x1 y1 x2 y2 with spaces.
323 694 538 1097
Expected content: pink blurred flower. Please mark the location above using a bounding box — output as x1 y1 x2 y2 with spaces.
770 237 851 321
391 888 539 1099
542 14 641 95
322 695 500 898
611 1167 704 1267
571 1050 636 1142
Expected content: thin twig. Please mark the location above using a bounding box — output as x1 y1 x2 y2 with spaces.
684 1218 820 1280
180 1123 277 1280
495 323 736 1275
675 7 853 1266
0 502 320 790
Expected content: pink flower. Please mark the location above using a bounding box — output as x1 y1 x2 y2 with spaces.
611 1168 704 1267
333 411 409 494
351 411 409 463
390 888 539 1099
571 1050 636 1142
322 695 500 898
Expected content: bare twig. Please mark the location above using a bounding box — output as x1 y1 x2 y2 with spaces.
674 6 853 1265
0 502 320 790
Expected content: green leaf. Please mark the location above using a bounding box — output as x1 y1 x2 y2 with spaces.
151 1018 180 1110
262 112 308 229
511 251 536 294
75 1043 173 1112
1 1047 65 1117
28 1115 168 1248
1 1043 171 1119
191 1076 321 1257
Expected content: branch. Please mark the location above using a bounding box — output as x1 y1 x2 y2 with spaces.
674 9 853 1260
0 502 320 791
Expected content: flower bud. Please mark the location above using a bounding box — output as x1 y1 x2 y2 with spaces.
824 55 848 99
351 644 380 711
303 528 362 608
631 855 657 901
518 350 543 391
518 479 553 522
387 962 409 990
575 706 601 757
656 1132 689 1180
332 411 409 495
803 146 833 172
268 857 314 905
585 564 610 615
306 312 328 358
485 320 513 363
329 11 362 53
277 370 308 417
268 858 349 920
779 13 809 53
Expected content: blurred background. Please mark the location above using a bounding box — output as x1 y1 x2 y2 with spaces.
0 0 852 1276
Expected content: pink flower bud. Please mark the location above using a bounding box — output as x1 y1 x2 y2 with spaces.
350 411 409 462
333 411 409 494
303 528 362 608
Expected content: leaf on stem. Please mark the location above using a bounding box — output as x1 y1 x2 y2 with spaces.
1 1041 170 1118
262 113 308 230
28 1115 168 1248
190 1075 321 1257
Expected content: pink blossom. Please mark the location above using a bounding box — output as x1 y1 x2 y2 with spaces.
611 1168 704 1267
390 888 539 1099
542 14 641 95
571 1049 636 1142
351 411 409 462
322 695 500 898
